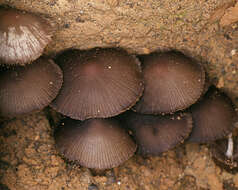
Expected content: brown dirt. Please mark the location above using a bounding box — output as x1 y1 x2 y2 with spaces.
0 0 238 189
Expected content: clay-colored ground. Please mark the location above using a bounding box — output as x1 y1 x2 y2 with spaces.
0 0 238 189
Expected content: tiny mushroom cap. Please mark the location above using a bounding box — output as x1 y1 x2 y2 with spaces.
0 58 63 117
0 7 53 65
55 118 137 169
123 111 193 155
188 87 236 143
210 133 238 170
51 48 144 120
133 51 205 114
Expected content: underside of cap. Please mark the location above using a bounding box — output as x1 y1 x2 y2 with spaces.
211 134 238 170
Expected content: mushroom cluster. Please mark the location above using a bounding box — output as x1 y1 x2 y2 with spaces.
0 7 237 171
122 52 236 159
0 7 62 117
52 48 143 169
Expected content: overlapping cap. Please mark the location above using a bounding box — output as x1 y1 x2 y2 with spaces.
55 118 137 169
133 52 205 114
51 48 144 120
0 58 63 117
123 111 193 155
188 87 236 143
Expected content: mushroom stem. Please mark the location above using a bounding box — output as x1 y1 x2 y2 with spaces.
225 133 234 159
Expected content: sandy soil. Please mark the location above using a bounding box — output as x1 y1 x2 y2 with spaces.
0 0 238 189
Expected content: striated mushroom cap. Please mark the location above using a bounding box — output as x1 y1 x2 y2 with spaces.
0 58 63 117
51 48 144 120
210 134 238 170
133 51 205 114
55 118 137 169
0 8 53 65
188 87 236 143
123 111 193 155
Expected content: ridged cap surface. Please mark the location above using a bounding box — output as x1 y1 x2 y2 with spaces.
0 58 63 117
134 52 205 114
51 48 144 120
188 87 236 143
55 118 137 169
0 8 53 65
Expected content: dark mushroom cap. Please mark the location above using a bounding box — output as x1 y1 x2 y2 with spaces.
0 8 53 65
210 135 238 170
133 51 205 114
123 111 193 155
51 48 144 120
188 87 236 143
0 58 63 117
55 118 137 169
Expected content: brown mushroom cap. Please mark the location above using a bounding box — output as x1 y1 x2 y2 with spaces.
51 48 144 120
0 8 53 65
210 135 238 170
133 51 205 114
55 118 137 169
188 87 236 143
0 58 63 117
123 111 193 155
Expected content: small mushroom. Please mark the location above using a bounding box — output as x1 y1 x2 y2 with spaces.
55 118 137 169
0 8 53 65
51 48 144 120
133 51 205 114
123 111 193 155
0 58 63 117
188 87 236 143
211 132 238 170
